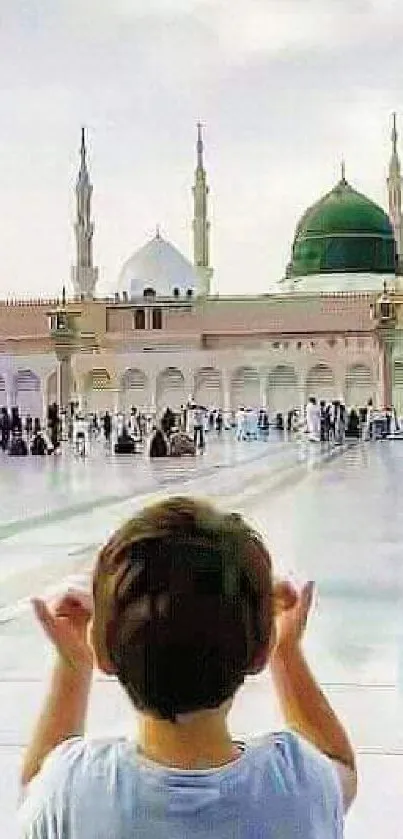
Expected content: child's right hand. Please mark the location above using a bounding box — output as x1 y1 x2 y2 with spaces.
31 588 93 672
272 580 315 656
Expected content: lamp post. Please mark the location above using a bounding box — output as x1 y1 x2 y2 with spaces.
370 281 396 409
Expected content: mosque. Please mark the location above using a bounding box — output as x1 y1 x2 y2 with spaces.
0 118 403 421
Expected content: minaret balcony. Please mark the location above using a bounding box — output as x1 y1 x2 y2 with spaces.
48 312 76 346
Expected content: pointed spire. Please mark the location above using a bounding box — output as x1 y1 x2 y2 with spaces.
81 126 86 165
196 121 204 169
392 112 398 155
155 224 161 239
340 159 346 183
78 126 89 185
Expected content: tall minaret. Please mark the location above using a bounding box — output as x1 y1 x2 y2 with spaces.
192 123 213 295
71 127 98 300
387 112 403 269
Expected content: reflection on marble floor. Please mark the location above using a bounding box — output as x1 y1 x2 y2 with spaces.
1 438 403 837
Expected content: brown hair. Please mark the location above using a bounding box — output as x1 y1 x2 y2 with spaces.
92 497 274 723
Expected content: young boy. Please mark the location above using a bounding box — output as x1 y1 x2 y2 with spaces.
18 497 357 837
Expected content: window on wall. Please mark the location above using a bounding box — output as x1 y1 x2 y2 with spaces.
152 308 162 330
134 308 146 330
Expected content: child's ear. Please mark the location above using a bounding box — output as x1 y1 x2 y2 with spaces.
87 618 116 675
247 632 275 675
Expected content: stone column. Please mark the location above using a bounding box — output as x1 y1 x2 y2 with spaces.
380 339 393 408
41 376 49 425
111 389 120 414
56 362 62 411
149 373 157 419
60 357 72 411
55 355 72 412
5 374 14 412
259 373 267 409
222 369 232 428
297 378 306 416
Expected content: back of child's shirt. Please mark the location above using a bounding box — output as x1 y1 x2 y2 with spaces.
18 730 344 838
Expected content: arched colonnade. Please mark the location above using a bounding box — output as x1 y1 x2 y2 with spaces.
0 359 380 419
70 361 378 415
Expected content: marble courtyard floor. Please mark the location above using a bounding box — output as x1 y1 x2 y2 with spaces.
1 434 402 837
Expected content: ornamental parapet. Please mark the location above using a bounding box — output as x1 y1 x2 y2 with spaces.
0 297 61 307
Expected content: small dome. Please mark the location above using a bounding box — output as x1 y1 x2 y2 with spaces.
118 232 199 298
288 177 396 280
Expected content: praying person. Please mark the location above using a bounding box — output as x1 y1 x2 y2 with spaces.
18 498 357 838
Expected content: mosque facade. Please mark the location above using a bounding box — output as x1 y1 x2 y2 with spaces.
1 119 403 420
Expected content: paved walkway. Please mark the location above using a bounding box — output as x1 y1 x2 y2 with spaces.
1 436 400 837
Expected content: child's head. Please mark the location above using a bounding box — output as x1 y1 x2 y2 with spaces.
90 497 274 724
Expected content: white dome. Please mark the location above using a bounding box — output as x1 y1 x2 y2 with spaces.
118 233 200 298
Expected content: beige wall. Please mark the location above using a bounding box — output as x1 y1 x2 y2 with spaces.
0 292 382 415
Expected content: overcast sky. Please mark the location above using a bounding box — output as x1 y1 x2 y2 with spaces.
0 0 402 298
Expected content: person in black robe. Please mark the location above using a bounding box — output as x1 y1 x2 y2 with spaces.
216 410 223 433
11 406 22 434
149 428 168 458
9 430 28 456
25 414 33 438
161 408 175 437
346 409 359 439
31 431 48 455
114 425 136 454
0 407 10 452
103 411 112 443
319 401 327 442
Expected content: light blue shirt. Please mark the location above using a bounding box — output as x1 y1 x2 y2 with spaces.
18 730 344 838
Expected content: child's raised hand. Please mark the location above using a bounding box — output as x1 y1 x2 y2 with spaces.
272 580 315 656
31 589 93 672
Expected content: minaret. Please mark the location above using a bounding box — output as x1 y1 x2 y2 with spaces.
192 123 213 295
387 112 403 268
71 127 98 300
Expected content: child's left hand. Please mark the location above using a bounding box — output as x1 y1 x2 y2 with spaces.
32 589 93 672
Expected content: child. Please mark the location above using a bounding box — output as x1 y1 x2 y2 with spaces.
18 497 357 837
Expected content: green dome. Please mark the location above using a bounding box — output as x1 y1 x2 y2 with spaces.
288 177 396 278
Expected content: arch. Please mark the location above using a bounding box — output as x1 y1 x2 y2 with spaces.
231 366 260 409
156 367 186 412
306 363 336 403
393 361 403 416
84 368 113 414
14 369 41 417
345 364 374 408
194 367 223 409
267 365 298 413
120 368 148 411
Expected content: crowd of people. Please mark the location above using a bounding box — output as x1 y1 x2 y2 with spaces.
0 396 399 459
0 405 59 457
304 397 401 443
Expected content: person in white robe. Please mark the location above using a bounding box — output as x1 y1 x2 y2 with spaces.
236 407 245 441
306 398 320 442
73 415 89 455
